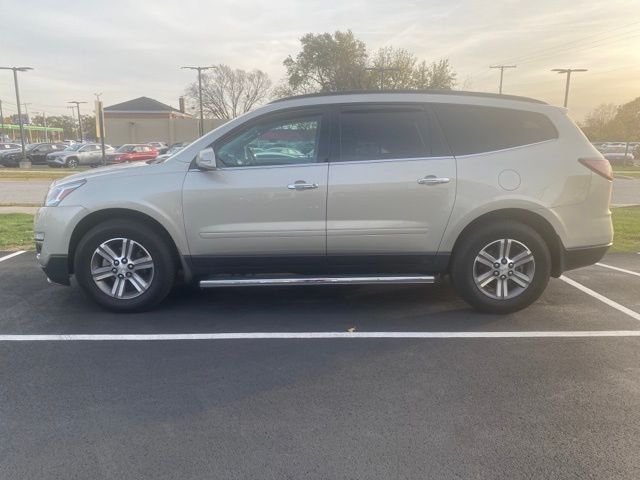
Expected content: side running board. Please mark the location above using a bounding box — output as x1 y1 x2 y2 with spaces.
199 275 436 288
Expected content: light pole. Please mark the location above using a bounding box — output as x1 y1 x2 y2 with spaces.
181 66 213 137
489 65 516 94
0 66 33 164
41 111 49 142
0 99 4 141
68 101 87 141
551 68 588 108
95 93 106 165
23 103 32 142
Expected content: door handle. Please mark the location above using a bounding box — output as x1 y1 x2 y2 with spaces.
287 182 319 190
417 175 450 185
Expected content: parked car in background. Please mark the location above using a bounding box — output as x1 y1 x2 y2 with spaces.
147 142 169 154
106 144 158 164
34 91 613 314
0 142 21 151
47 143 114 168
603 148 635 166
151 142 187 163
0 142 66 167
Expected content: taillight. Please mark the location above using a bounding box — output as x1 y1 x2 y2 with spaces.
579 158 613 181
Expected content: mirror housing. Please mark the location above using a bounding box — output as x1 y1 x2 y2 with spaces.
196 147 217 170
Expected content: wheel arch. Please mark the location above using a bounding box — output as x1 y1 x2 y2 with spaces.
68 208 190 280
450 208 563 277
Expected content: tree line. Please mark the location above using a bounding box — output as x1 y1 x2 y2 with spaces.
184 30 457 119
580 97 640 142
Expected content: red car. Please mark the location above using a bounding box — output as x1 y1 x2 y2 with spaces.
106 144 158 164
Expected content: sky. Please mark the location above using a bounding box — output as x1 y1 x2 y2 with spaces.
1 0 639 122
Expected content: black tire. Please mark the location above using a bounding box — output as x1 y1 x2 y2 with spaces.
66 157 79 168
450 221 551 314
74 219 176 312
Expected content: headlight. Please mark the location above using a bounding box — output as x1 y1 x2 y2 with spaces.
45 179 86 207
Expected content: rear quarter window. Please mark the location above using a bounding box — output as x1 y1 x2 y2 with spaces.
432 104 558 156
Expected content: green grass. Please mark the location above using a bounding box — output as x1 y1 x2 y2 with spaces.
612 165 640 178
0 167 88 181
1 208 638 253
610 206 640 253
0 214 34 250
612 165 640 172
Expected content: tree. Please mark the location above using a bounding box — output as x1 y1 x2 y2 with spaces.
282 30 369 94
610 97 640 141
367 46 416 89
412 59 457 90
279 31 456 97
185 64 272 119
580 99 640 142
580 104 619 141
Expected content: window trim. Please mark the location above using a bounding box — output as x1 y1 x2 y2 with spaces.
211 106 332 170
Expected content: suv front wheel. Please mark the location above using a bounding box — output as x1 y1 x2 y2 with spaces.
74 219 175 312
451 221 551 314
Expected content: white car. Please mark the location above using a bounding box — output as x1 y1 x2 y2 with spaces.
34 91 613 313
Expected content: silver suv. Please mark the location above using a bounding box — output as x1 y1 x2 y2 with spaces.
34 91 613 313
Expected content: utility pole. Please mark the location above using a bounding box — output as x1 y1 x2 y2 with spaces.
551 68 588 107
95 93 106 165
68 101 87 141
489 65 516 94
181 66 214 137
366 65 400 90
0 66 33 165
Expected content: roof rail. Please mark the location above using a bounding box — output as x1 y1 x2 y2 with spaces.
270 89 547 105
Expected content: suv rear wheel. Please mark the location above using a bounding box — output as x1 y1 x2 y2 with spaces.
451 221 551 314
74 219 175 312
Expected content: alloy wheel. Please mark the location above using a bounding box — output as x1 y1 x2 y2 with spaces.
473 238 535 300
90 237 154 299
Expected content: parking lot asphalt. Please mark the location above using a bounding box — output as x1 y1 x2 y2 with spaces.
1 252 640 479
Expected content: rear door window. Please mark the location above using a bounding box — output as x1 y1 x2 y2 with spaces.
432 104 558 156
338 108 432 162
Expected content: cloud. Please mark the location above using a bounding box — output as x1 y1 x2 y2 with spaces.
0 0 638 120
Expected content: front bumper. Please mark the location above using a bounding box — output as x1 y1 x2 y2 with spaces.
34 205 87 285
38 254 70 285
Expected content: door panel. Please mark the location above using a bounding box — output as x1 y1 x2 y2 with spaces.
327 105 456 256
182 164 328 256
327 158 456 254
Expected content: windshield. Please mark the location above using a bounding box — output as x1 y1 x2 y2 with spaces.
25 144 38 151
116 145 136 153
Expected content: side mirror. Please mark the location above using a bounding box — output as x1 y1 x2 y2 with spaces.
196 147 217 170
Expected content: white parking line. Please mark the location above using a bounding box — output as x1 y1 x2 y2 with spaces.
596 262 640 278
0 250 26 263
560 275 640 321
0 331 639 341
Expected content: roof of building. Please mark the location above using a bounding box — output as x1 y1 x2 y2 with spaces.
104 96 182 113
270 89 547 105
